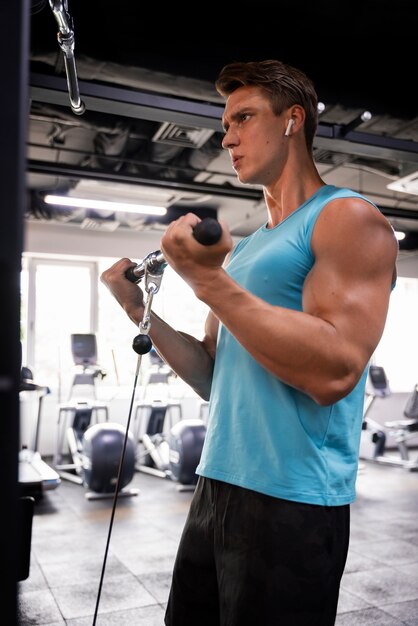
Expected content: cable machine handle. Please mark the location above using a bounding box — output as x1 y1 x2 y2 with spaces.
192 217 223 245
125 217 222 284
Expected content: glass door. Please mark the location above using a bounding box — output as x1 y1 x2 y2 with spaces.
22 257 98 401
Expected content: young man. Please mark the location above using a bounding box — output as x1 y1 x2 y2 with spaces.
101 60 398 626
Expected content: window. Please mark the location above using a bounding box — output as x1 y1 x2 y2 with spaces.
21 257 97 400
372 277 418 392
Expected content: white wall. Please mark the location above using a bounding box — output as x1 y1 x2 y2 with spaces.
24 221 164 260
24 221 418 277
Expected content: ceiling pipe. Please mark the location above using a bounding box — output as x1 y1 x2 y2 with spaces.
339 111 372 137
48 0 85 115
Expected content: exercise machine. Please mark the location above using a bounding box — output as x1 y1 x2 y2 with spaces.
81 422 138 499
18 367 61 499
69 333 107 398
53 333 138 499
134 405 206 491
133 350 206 490
360 365 418 470
54 405 138 501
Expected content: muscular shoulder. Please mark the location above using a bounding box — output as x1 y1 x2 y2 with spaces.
313 196 397 257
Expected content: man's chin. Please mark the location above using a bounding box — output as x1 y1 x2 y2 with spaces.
237 174 257 186
235 171 249 185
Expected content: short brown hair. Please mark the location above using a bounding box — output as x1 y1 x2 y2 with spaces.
215 60 318 152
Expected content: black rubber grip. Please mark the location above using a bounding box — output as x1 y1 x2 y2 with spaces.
193 217 222 245
125 266 139 283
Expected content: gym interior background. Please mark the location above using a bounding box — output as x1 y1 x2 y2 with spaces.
2 0 418 623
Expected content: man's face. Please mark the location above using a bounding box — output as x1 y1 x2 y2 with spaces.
221 85 287 187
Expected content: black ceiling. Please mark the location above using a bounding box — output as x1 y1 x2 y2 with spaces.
30 0 417 119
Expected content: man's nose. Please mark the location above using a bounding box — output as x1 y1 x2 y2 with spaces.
221 128 238 150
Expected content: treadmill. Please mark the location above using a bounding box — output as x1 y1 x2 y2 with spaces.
19 371 60 499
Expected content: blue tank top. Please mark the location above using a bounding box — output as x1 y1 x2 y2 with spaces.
196 185 380 506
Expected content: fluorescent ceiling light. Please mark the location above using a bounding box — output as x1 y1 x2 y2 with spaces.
44 194 167 216
71 179 174 203
387 171 418 196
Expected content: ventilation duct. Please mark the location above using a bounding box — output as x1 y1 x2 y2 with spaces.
152 121 214 149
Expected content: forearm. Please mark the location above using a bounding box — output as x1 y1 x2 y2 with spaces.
100 258 215 400
127 304 214 400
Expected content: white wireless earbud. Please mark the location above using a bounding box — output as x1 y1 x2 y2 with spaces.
285 119 295 136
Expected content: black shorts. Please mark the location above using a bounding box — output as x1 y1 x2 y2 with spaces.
165 476 350 626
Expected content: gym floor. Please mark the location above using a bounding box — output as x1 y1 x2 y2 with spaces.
18 461 418 625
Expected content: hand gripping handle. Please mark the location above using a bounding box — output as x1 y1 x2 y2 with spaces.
125 217 222 284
